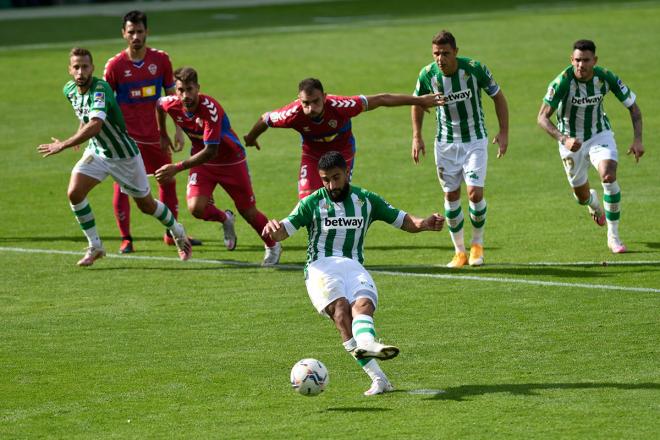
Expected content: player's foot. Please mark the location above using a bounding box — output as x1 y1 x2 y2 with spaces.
446 251 468 269
364 377 394 396
77 246 106 267
588 189 606 226
262 242 282 266
118 239 134 254
469 244 484 267
164 231 202 246
354 341 400 361
608 236 627 254
222 210 237 251
172 227 192 261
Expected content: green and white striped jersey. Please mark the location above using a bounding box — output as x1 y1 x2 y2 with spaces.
543 65 636 142
63 77 139 159
414 57 500 143
282 185 406 268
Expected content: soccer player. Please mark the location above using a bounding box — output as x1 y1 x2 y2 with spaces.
537 39 644 253
411 30 509 269
243 78 443 199
154 67 282 266
103 10 200 254
37 48 192 266
262 151 445 395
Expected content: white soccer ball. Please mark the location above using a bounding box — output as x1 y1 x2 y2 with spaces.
290 358 329 396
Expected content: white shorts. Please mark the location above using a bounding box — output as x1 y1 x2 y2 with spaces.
305 256 378 318
559 130 618 187
72 149 151 198
434 137 488 192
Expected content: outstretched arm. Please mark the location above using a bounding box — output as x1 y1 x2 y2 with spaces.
537 102 582 152
626 102 644 163
262 219 290 242
365 93 443 111
491 90 509 158
154 143 218 183
243 115 269 150
156 105 175 154
37 118 103 157
400 213 445 233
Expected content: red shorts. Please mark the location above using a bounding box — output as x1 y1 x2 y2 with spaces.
298 153 354 199
186 160 256 211
137 142 172 175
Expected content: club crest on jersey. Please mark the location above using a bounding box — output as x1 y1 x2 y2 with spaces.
148 63 158 75
322 216 364 230
571 95 603 106
443 89 472 104
328 120 337 128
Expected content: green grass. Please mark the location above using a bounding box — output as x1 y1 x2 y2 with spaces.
1 1 659 438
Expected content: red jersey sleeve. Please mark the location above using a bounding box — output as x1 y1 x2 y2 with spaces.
199 97 222 144
326 95 366 118
102 55 119 90
264 100 300 128
160 52 175 91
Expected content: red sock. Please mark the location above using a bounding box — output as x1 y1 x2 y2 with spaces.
201 204 228 223
113 182 131 239
159 180 179 220
248 210 276 247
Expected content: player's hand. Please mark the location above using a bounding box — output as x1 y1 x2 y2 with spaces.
419 93 445 111
154 164 178 183
627 140 644 163
563 137 582 153
412 137 426 164
243 134 261 150
160 133 174 154
261 219 282 238
493 131 508 158
424 213 445 231
173 127 185 153
37 137 65 157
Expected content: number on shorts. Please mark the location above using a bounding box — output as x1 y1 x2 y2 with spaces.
562 157 574 173
188 172 198 186
300 164 308 179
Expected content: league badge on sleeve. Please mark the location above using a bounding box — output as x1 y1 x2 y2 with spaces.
93 92 105 108
617 79 629 94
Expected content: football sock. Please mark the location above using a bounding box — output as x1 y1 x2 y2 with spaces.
469 198 487 245
112 183 131 239
444 199 465 252
200 203 228 223
575 190 601 212
361 359 386 381
158 179 179 220
352 314 376 348
602 181 621 238
153 200 184 237
71 199 101 248
248 210 277 247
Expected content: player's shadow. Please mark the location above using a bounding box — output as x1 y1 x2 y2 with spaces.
642 241 660 250
424 382 660 402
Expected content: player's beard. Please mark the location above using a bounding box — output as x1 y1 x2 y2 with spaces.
328 183 350 202
76 75 92 89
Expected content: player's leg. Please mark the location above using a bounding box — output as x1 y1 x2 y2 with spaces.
559 140 605 227
219 161 281 265
186 167 235 250
298 154 322 199
112 182 133 253
598 159 625 253
435 140 468 268
112 155 191 260
464 139 488 266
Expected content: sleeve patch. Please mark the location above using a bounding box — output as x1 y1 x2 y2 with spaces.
93 92 105 108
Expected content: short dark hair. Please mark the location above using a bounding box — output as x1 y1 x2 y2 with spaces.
174 67 198 85
298 78 324 95
123 10 147 29
69 47 93 64
573 39 596 54
318 151 347 171
432 30 456 49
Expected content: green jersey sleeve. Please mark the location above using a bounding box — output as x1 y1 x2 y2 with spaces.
601 68 636 108
413 64 433 97
471 60 500 97
282 196 316 237
366 191 406 228
89 80 114 121
543 69 570 109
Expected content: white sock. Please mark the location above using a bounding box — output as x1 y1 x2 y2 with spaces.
70 199 101 248
468 198 487 245
153 200 184 237
352 314 375 348
444 199 465 252
342 338 357 352
602 181 621 238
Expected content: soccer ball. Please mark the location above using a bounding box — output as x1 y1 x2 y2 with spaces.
290 358 329 396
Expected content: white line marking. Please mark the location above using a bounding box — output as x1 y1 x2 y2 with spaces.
2 246 658 293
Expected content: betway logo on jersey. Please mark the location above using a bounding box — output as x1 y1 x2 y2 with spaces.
322 216 364 230
571 95 603 106
443 89 472 104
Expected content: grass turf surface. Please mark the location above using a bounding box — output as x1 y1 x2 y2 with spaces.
1 1 659 438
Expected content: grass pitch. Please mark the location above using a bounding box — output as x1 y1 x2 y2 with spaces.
1 1 659 438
